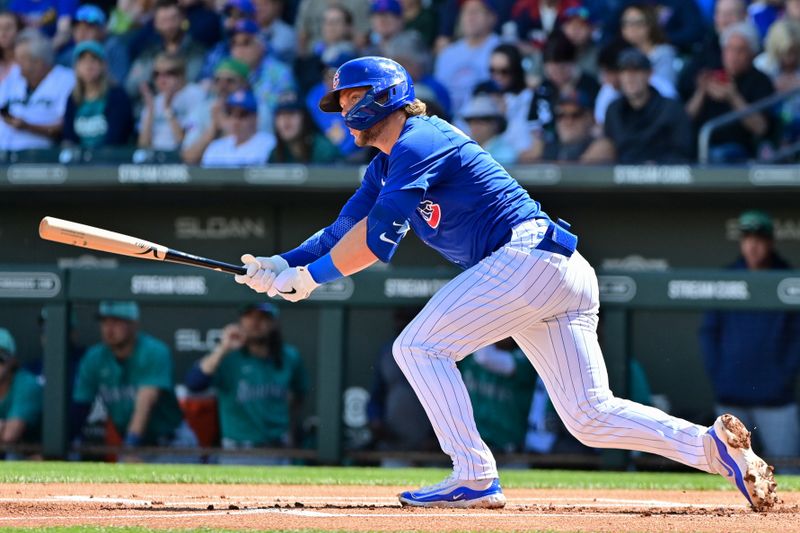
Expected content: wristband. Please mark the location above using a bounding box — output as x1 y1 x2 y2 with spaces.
124 432 143 448
307 254 343 284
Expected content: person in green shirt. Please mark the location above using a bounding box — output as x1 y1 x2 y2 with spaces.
185 302 308 464
268 95 341 164
0 328 43 459
73 301 197 462
458 338 537 453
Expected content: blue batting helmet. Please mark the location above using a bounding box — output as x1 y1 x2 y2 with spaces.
318 56 415 131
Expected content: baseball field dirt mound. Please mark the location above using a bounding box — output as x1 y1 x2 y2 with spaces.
1 483 798 532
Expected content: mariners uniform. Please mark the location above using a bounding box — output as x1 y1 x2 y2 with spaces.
236 57 778 511
74 333 187 446
187 345 308 448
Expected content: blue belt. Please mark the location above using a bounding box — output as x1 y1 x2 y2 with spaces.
535 218 578 258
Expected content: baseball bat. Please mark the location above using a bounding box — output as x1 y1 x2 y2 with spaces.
38 216 246 275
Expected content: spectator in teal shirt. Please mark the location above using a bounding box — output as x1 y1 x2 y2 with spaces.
73 301 197 462
185 302 308 464
62 40 134 148
0 328 43 459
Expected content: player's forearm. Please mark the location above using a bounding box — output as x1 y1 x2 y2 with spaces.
0 419 26 444
199 345 227 374
127 387 159 437
329 218 379 276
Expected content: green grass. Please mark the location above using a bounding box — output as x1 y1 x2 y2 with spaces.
1 461 798 491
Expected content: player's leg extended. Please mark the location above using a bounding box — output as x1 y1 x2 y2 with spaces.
512 251 777 510
391 238 552 507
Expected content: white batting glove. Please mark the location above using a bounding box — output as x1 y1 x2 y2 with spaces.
268 266 319 302
234 254 289 294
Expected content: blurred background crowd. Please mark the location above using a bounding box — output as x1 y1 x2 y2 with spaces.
2 0 800 165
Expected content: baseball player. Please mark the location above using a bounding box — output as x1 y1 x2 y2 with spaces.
235 56 778 511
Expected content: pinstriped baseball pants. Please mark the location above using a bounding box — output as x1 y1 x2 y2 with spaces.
393 219 714 480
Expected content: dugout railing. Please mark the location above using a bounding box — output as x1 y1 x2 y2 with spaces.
2 265 799 469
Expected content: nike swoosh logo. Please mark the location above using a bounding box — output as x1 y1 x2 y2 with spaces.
379 232 398 245
392 221 403 228
452 493 464 501
277 288 297 295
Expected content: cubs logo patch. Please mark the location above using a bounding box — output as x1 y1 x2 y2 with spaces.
417 200 441 229
332 71 340 90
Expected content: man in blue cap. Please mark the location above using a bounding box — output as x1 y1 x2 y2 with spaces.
56 5 130 83
364 0 409 56
229 18 296 134
201 89 276 167
185 302 308 464
73 301 198 462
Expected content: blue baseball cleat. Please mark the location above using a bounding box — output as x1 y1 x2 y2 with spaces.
707 414 779 511
398 476 506 508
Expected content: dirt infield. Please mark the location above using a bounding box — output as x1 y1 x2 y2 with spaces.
1 483 799 532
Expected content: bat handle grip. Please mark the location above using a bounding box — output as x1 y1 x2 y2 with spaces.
165 249 247 275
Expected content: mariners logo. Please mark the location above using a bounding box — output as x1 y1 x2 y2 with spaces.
332 71 340 89
417 200 441 229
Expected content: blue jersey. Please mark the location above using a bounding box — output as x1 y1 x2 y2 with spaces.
283 115 546 269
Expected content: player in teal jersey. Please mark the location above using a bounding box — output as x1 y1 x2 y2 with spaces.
185 303 308 464
458 338 537 454
73 301 197 460
0 328 43 457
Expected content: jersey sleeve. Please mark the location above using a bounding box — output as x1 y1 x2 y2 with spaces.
7 375 42 425
137 340 174 390
72 348 99 403
362 127 456 261
281 160 383 266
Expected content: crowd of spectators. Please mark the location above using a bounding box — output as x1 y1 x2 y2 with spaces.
0 0 799 164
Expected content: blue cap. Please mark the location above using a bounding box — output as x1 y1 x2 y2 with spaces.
275 92 304 113
226 89 258 113
562 6 591 23
240 302 280 317
557 89 592 110
73 40 106 63
97 301 140 321
225 0 255 16
232 18 260 35
372 0 402 16
0 328 16 356
75 4 107 26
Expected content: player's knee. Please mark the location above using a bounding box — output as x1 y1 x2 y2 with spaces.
559 397 619 446
392 334 415 368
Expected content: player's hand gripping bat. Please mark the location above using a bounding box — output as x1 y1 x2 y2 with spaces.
39 216 246 275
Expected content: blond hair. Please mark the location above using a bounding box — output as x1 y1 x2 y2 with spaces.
404 99 427 117
765 19 800 61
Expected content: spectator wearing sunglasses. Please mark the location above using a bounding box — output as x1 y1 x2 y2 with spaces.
229 18 295 134
538 90 613 162
137 52 205 151
125 0 207 103
201 88 276 167
182 57 250 164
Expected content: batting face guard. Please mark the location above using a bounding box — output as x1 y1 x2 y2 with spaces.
319 56 415 131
